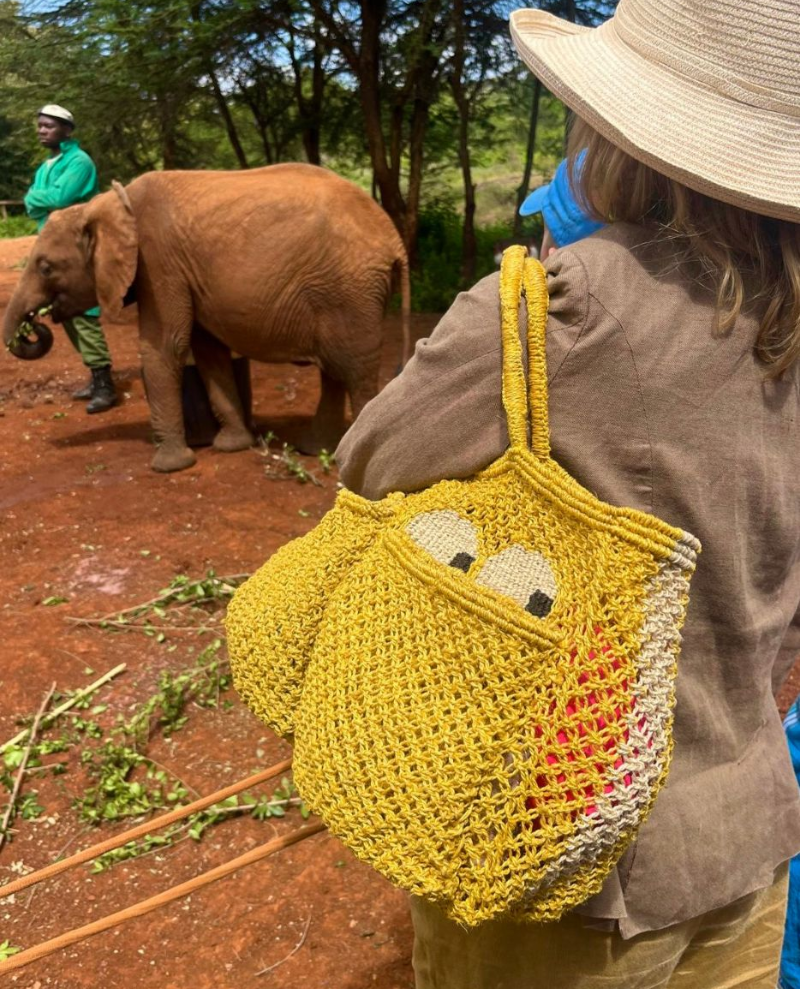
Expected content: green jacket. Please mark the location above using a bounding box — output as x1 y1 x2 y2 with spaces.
24 138 101 318
24 138 99 231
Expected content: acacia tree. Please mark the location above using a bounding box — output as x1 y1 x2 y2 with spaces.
449 0 510 283
0 2 41 196
189 0 341 168
77 0 205 169
512 75 542 235
9 0 210 174
284 5 330 165
231 31 300 164
310 0 449 262
2 0 623 283
188 1 252 168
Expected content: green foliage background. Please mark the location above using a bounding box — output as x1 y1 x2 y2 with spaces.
0 0 616 309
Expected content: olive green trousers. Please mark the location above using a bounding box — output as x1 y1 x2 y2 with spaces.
411 864 788 989
62 314 111 369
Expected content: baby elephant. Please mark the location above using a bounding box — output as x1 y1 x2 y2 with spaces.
4 163 410 472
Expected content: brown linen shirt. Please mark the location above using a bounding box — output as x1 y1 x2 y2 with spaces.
335 222 800 938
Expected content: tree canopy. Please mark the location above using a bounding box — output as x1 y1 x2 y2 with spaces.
1 0 618 292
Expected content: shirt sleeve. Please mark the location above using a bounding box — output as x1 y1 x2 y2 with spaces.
23 156 96 217
335 251 590 500
335 273 508 500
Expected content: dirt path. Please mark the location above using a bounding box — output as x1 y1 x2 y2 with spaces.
0 236 440 988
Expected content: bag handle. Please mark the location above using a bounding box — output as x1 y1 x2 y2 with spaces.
499 246 550 459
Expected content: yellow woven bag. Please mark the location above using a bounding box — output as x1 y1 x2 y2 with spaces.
226 489 403 736
229 247 700 925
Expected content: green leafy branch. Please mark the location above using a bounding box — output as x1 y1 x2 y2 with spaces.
259 432 334 486
65 570 248 634
5 305 52 352
0 575 308 874
123 638 230 743
89 777 308 873
75 640 230 824
0 644 231 845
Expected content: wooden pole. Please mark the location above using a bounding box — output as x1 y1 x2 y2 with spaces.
0 758 293 898
0 822 326 974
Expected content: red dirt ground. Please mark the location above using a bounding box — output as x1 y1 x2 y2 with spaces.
2 235 799 989
0 235 441 989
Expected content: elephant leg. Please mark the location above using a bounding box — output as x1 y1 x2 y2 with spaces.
294 306 382 455
344 362 381 421
291 370 348 456
332 302 383 423
191 324 254 453
139 307 196 473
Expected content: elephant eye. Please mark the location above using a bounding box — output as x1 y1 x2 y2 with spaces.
37 259 54 277
405 510 478 572
476 545 557 618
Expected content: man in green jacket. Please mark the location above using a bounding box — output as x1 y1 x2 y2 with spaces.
24 104 116 413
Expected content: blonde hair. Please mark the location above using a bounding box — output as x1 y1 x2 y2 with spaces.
568 117 800 377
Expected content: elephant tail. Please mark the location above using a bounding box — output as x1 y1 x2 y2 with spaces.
397 252 411 368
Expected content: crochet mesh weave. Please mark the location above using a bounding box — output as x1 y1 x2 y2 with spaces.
226 490 403 737
229 248 700 925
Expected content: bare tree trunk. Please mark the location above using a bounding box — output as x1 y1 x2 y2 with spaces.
304 17 325 165
395 0 444 263
405 97 430 268
451 0 477 285
261 129 274 163
389 103 404 185
458 133 477 285
513 77 541 236
357 0 406 236
237 80 274 164
289 14 325 166
269 117 286 163
189 1 248 169
160 103 178 170
209 69 249 169
310 0 444 258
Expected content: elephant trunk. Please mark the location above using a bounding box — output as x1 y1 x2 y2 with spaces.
3 279 54 361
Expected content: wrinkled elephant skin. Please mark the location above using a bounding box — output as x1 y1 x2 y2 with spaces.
3 165 411 472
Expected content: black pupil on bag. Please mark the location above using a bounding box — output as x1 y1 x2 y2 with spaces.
526 590 553 618
449 552 475 573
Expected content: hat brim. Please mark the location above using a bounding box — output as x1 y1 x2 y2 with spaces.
510 9 800 224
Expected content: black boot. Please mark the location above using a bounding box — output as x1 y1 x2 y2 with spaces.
86 366 117 414
72 375 93 400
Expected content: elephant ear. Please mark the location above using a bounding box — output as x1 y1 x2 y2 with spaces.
82 181 138 322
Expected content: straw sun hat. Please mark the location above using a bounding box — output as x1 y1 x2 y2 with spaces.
509 0 800 223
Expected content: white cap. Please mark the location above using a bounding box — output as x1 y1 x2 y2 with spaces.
38 104 74 125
